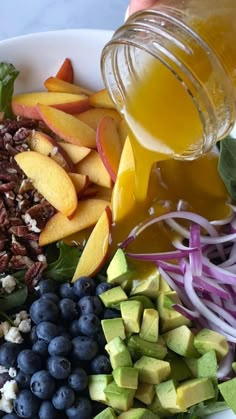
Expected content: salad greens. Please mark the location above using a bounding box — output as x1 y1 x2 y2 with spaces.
218 135 236 200
0 62 19 118
44 241 82 282
0 282 28 312
173 401 228 418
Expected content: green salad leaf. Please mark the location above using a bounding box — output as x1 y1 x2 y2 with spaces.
173 401 228 418
44 241 82 282
218 135 236 200
0 62 19 118
0 284 28 312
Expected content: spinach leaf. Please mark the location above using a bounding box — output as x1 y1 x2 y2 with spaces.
218 135 236 200
44 241 82 282
0 284 28 312
173 401 228 418
0 62 19 118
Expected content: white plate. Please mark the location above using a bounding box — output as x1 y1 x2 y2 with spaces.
0 28 234 419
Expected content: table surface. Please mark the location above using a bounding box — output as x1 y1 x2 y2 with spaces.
0 0 129 40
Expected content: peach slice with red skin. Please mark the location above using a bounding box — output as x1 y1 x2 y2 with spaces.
68 173 89 197
96 116 122 182
37 104 96 148
11 92 89 120
75 150 113 188
45 76 93 97
59 143 91 164
15 151 77 218
72 206 112 281
89 88 115 109
56 58 74 83
75 108 121 130
39 198 110 246
28 131 75 172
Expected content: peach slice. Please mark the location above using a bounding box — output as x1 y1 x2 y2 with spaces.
75 150 113 188
118 119 128 147
28 130 75 172
37 104 96 148
39 198 110 246
89 88 115 109
96 116 122 181
72 206 112 281
68 173 89 197
15 151 77 218
59 143 91 164
45 76 93 97
11 92 89 120
56 58 74 83
75 108 121 130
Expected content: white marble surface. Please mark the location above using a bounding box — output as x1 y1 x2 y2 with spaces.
0 0 129 40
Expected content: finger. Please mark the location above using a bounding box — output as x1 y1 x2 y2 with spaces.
129 0 157 15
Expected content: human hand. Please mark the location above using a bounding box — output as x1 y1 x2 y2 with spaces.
129 0 158 15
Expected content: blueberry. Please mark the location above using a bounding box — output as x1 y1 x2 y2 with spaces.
16 371 31 389
0 343 21 368
30 298 59 325
30 370 56 399
73 277 95 298
38 401 57 419
52 386 75 410
0 373 10 389
30 326 37 344
96 282 113 295
69 320 81 337
2 414 19 419
32 340 48 357
14 389 40 418
96 331 106 348
58 299 78 320
59 283 77 301
48 356 71 379
66 397 92 419
38 279 59 295
40 293 59 304
78 313 101 336
48 336 72 356
17 349 42 375
72 336 98 361
90 355 111 374
68 368 88 392
36 322 58 343
103 308 121 319
78 296 103 317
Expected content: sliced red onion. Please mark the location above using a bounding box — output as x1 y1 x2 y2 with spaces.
202 259 236 285
208 322 236 343
158 266 192 308
189 224 202 276
202 299 236 328
217 345 234 380
193 276 230 300
172 303 200 320
157 261 184 275
210 213 234 226
126 248 197 261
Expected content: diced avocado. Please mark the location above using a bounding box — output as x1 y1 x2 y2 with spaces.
89 374 113 403
218 377 236 414
139 309 159 343
184 358 198 377
155 379 184 414
104 381 135 411
159 275 171 293
100 286 128 307
148 395 170 417
163 325 200 358
197 350 218 378
129 296 155 309
157 292 191 332
105 337 132 369
177 378 215 410
107 249 133 284
121 300 143 333
134 356 170 384
130 268 160 298
113 367 138 389
102 318 126 343
135 383 155 405
232 362 236 373
121 279 133 293
168 356 192 381
118 408 158 418
94 407 117 418
194 328 229 361
127 335 167 361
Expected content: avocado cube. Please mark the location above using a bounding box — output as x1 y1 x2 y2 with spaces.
159 275 171 293
194 328 229 361
127 335 167 361
118 408 157 418
135 383 155 405
184 358 198 377
169 356 192 381
134 356 170 384
148 395 170 417
113 367 138 389
140 308 159 343
107 249 133 284
155 379 184 414
105 337 132 369
104 381 135 411
157 292 191 332
129 296 155 309
99 286 128 307
163 325 200 358
218 377 236 414
102 318 126 343
120 300 143 334
94 407 117 418
130 269 160 298
177 378 215 410
197 350 218 378
89 374 113 402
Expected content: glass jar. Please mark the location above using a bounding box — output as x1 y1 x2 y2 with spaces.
101 0 236 160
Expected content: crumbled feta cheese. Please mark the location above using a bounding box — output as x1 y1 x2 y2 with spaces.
0 395 13 413
1 380 18 400
14 310 28 327
0 365 8 374
0 276 16 294
5 327 23 344
8 368 17 378
0 322 10 338
18 319 31 334
37 254 47 263
22 213 40 233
